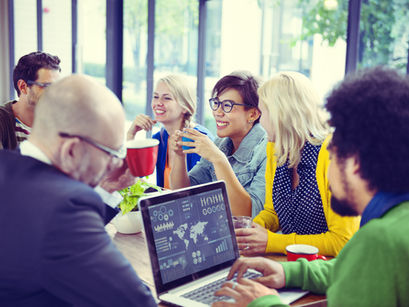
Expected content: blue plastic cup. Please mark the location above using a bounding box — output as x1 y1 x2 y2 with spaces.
182 136 195 150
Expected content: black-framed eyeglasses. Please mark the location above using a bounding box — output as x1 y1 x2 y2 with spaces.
209 97 249 113
59 132 126 159
26 80 53 88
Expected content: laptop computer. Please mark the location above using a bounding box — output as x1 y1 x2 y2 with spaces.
139 180 308 306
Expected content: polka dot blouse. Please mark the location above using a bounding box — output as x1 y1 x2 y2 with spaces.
273 142 328 235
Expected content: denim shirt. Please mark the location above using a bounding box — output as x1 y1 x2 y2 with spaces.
188 123 267 217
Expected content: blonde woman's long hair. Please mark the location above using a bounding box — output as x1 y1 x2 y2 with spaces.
258 71 329 168
157 74 197 129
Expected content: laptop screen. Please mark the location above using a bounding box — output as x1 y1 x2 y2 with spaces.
139 181 239 294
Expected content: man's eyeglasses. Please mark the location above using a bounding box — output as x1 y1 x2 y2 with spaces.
26 80 53 88
59 132 126 159
209 98 249 113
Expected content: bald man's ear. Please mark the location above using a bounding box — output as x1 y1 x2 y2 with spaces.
57 138 85 180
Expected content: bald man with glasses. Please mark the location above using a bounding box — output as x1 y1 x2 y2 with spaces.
0 51 61 150
0 74 157 306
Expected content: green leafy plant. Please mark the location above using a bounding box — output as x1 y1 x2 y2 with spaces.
118 179 161 215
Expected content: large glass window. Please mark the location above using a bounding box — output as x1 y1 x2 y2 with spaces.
154 0 198 78
153 0 199 129
203 0 222 134
204 0 263 135
14 0 37 61
78 0 106 84
203 0 348 135
123 0 148 122
8 0 407 133
123 0 199 130
358 0 409 72
42 0 71 76
123 0 199 131
261 0 347 99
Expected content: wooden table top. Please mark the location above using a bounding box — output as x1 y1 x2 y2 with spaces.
105 223 326 306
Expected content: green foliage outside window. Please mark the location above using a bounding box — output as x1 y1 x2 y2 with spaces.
294 0 409 70
124 0 198 89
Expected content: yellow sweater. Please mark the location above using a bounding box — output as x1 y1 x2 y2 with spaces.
253 138 360 256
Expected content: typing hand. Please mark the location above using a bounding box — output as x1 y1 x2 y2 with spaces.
212 278 278 307
226 257 286 290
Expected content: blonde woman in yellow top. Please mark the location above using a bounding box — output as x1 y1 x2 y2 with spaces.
235 71 360 256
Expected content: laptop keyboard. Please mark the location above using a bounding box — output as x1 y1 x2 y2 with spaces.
181 270 262 305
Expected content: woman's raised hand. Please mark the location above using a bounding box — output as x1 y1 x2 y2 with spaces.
168 131 185 156
177 128 224 163
127 114 157 140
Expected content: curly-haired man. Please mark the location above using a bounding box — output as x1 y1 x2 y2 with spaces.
212 67 409 307
0 51 61 149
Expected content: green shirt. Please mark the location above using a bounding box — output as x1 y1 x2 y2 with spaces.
248 201 409 307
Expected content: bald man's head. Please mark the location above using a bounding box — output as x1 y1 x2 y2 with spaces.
30 74 126 186
33 74 124 141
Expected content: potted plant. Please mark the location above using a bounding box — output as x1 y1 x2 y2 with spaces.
112 178 161 234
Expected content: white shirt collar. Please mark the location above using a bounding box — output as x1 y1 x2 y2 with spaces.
19 140 52 165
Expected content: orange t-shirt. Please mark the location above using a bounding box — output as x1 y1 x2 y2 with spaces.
163 144 171 189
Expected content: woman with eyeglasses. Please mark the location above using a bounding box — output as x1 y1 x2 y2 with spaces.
127 74 213 189
169 71 267 217
235 71 360 256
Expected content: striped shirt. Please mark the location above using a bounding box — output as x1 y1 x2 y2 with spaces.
15 117 31 145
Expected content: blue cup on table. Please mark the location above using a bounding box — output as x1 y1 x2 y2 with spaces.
181 136 195 150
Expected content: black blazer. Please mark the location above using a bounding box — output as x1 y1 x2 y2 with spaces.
0 150 156 306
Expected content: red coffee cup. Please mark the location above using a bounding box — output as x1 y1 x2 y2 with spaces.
126 139 159 177
286 244 327 261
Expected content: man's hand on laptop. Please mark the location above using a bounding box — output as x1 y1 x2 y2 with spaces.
227 257 286 289
212 278 278 307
